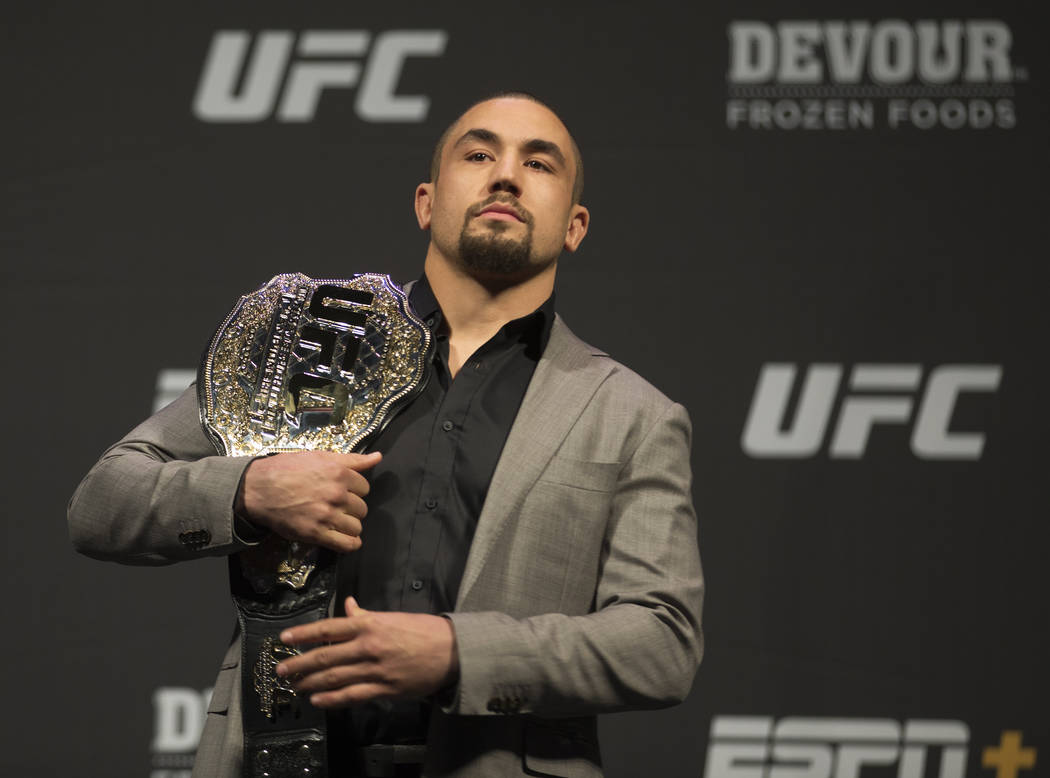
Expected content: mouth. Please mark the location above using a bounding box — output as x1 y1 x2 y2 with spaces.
475 202 526 223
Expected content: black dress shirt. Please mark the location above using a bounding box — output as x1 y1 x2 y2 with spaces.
331 274 554 748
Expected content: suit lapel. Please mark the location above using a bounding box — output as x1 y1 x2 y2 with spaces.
456 316 613 606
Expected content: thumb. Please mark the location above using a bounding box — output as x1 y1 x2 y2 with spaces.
345 596 363 615
344 451 383 471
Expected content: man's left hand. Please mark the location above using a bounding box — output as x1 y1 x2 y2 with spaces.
275 597 459 708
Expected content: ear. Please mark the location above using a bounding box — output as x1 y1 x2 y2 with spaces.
563 204 590 253
415 182 434 230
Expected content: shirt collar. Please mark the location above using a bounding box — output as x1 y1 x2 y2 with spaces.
408 273 556 354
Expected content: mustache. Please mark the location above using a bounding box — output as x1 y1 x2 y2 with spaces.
469 194 532 224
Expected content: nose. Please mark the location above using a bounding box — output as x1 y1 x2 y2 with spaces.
488 158 522 197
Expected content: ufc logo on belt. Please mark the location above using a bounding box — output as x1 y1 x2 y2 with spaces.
287 285 375 427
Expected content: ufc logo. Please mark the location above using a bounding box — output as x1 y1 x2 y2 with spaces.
286 285 375 427
742 363 1002 459
194 30 448 122
704 716 969 778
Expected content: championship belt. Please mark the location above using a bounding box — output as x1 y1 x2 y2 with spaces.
198 273 432 778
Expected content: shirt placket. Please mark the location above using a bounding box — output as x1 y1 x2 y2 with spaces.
399 344 487 611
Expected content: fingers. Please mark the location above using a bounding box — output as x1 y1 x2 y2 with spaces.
316 527 362 554
275 605 388 707
292 659 376 693
310 683 391 708
316 452 379 497
340 491 368 521
240 450 381 551
333 451 382 484
309 496 367 552
277 641 389 708
322 506 363 538
337 461 377 498
280 616 359 648
277 625 367 681
274 605 450 708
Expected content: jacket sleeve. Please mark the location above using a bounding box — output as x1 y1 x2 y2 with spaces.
68 385 259 564
445 400 704 717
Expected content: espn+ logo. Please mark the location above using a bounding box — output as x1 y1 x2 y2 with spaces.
742 364 1001 460
704 717 969 778
194 29 448 122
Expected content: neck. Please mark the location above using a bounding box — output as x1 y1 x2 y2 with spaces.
423 247 555 341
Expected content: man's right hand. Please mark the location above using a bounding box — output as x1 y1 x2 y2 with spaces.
236 450 382 553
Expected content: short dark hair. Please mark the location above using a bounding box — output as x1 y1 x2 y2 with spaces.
428 91 585 204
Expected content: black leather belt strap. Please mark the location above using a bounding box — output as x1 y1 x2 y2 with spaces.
232 551 337 778
352 745 427 778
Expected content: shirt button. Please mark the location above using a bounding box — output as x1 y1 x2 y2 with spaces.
425 317 435 328
441 420 454 432
425 498 437 510
410 579 424 591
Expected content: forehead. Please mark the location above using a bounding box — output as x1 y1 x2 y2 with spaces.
446 98 573 158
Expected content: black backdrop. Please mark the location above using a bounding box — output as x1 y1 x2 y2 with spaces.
4 2 1046 776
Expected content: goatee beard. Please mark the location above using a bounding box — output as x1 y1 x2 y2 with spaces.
457 194 536 276
458 228 533 275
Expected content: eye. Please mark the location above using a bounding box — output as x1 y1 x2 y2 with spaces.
467 152 492 162
525 159 552 172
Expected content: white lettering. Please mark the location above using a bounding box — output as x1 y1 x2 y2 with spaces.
741 364 841 457
357 31 448 121
151 687 210 752
899 720 970 778
971 99 995 128
997 99 1016 128
194 29 446 122
278 32 369 121
706 716 969 778
729 22 776 83
830 399 910 458
727 19 1016 85
966 21 1012 81
870 20 914 85
917 21 962 84
704 718 772 778
834 744 898 778
726 98 881 133
769 743 832 778
742 364 1001 459
824 22 870 83
778 22 822 83
829 365 920 458
912 365 1002 459
154 369 197 413
726 100 749 128
194 31 293 121
886 98 1013 130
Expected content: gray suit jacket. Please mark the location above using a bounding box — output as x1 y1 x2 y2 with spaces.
69 316 704 778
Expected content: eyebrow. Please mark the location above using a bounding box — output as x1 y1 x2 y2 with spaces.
452 128 568 170
453 128 499 148
522 138 567 169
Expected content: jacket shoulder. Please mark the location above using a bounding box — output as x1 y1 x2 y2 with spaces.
550 315 679 418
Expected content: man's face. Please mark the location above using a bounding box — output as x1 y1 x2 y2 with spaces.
416 98 588 281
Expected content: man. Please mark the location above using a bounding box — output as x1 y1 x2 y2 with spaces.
69 93 703 777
